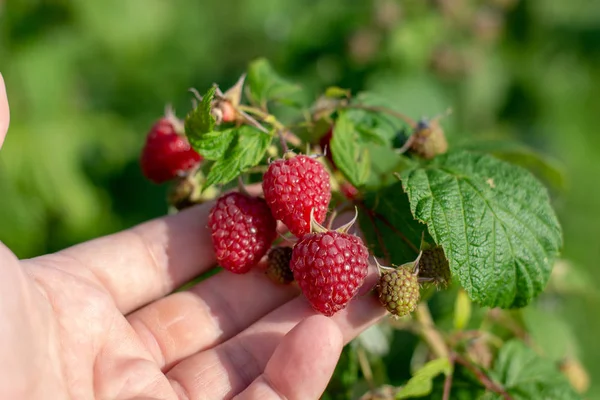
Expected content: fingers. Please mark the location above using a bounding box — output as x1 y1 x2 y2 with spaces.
166 281 386 399
36 202 217 314
0 243 48 396
233 315 343 400
32 184 266 314
0 73 9 149
127 268 299 370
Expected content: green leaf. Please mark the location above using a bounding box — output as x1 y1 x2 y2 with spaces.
347 92 413 144
185 86 216 141
490 340 581 399
246 58 300 108
396 358 451 399
325 86 351 98
453 289 472 331
331 111 371 187
459 139 566 191
358 182 427 264
522 306 578 362
189 130 236 160
400 151 562 308
203 126 272 188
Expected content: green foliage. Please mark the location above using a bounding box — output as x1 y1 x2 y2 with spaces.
400 151 562 308
1 0 599 397
246 58 300 108
331 111 371 187
202 126 272 188
396 357 451 399
358 182 424 263
185 86 216 139
490 340 581 399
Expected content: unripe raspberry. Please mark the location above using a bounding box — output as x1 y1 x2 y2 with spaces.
376 264 420 317
265 247 294 285
417 245 451 288
410 119 448 159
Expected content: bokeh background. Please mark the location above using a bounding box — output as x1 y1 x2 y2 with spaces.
1 0 599 397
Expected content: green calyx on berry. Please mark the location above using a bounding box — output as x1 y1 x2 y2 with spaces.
375 257 421 318
309 206 359 235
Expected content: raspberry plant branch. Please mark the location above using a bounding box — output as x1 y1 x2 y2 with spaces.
453 353 513 400
442 354 455 400
141 58 581 399
414 303 449 359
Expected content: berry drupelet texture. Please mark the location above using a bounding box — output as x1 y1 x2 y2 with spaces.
262 154 331 238
208 192 277 274
140 118 202 184
291 231 369 316
417 245 451 288
265 247 294 285
376 266 420 317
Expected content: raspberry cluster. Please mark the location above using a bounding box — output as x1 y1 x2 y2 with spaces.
139 108 427 318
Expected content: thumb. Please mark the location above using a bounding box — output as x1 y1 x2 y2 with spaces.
0 73 9 150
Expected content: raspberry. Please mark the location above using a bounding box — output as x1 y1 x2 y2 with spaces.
208 192 277 274
376 264 420 317
265 247 294 284
211 99 237 124
262 154 331 237
340 181 360 201
140 118 202 184
410 119 448 160
417 245 451 288
291 230 369 316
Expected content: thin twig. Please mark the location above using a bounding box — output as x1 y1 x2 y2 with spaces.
357 346 376 391
453 354 512 400
442 353 455 400
414 303 449 358
396 134 416 154
277 129 289 153
237 109 271 134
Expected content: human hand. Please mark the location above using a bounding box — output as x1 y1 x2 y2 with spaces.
0 75 385 400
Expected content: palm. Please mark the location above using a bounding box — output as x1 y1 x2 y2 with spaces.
0 75 384 400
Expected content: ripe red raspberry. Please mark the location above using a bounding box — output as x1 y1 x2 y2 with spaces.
340 181 360 201
208 192 277 274
140 118 202 184
262 154 331 237
291 231 369 316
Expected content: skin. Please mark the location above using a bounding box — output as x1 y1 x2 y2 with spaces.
0 74 386 400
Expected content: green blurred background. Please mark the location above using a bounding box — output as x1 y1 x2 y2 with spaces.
1 0 599 396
